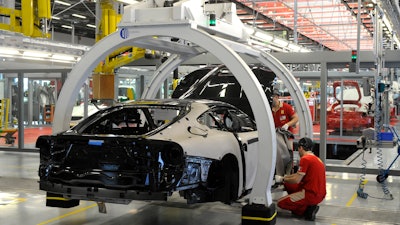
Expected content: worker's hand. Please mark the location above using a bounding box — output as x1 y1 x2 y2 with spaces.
275 175 284 183
282 124 289 131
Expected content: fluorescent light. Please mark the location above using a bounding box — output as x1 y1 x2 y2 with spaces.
300 48 311 53
61 25 72 29
86 24 96 28
273 38 288 47
393 35 400 46
55 0 71 6
52 54 75 61
254 31 273 42
115 0 139 4
244 26 255 35
21 56 46 61
72 14 86 19
0 47 20 55
52 16 60 20
383 16 393 33
23 51 50 58
288 43 301 52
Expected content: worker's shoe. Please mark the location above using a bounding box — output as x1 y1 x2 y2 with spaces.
304 205 319 221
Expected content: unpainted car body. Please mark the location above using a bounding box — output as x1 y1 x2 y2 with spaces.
36 99 259 208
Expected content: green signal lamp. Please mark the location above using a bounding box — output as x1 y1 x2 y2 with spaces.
351 50 357 62
209 13 216 26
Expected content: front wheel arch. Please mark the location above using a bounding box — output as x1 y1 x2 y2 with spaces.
207 154 239 204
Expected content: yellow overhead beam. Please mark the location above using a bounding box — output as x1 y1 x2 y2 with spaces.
98 47 145 74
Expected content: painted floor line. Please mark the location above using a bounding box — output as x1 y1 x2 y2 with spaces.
36 203 97 225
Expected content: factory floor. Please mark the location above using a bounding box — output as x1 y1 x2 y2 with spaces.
0 150 399 225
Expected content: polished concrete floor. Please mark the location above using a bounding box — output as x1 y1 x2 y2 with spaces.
0 151 399 225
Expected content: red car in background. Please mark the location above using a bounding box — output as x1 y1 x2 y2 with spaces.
327 80 374 134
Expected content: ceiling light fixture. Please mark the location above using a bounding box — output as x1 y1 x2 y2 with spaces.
244 26 255 35
72 14 87 19
115 0 139 4
288 43 301 52
52 16 61 20
23 51 50 58
300 48 311 53
273 38 288 47
52 54 75 61
21 56 47 61
61 25 73 29
86 24 96 28
254 31 273 42
0 47 20 55
55 0 71 6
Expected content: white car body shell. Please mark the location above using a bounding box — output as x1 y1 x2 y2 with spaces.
149 101 259 197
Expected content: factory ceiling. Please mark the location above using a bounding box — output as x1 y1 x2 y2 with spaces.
12 0 400 52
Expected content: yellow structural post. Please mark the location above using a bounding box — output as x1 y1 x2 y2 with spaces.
9 7 18 32
21 0 34 36
34 0 51 38
37 0 51 19
108 8 116 34
102 8 109 37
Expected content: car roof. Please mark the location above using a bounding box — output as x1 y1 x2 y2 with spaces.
119 98 236 108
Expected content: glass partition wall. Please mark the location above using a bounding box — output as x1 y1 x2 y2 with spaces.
287 64 400 178
0 70 67 151
0 68 158 151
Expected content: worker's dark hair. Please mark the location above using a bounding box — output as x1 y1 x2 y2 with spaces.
298 137 314 151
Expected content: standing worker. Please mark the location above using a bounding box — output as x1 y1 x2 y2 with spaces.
271 90 298 133
276 137 326 221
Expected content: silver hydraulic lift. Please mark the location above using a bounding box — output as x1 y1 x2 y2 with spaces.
52 0 312 224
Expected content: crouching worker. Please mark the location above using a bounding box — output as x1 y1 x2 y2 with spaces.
276 137 326 221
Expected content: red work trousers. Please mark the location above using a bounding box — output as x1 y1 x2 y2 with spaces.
277 182 310 216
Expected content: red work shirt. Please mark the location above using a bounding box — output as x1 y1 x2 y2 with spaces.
297 154 326 204
272 102 296 132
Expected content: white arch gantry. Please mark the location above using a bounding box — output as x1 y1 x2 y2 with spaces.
53 23 276 208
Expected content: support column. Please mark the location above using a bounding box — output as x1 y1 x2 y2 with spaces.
319 61 327 164
17 72 24 148
139 75 145 99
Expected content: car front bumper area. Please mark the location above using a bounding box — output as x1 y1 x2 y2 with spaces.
40 180 168 204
